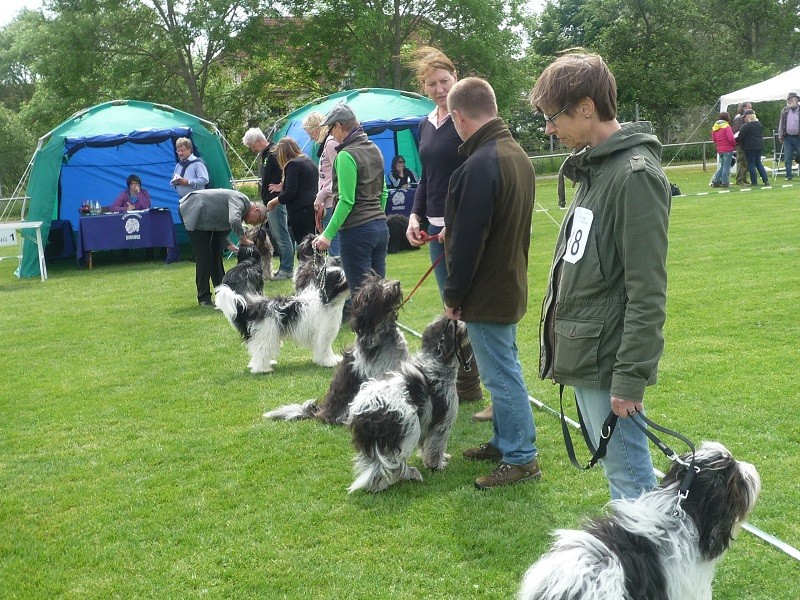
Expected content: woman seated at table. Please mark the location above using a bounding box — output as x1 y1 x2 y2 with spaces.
387 155 417 189
110 174 152 212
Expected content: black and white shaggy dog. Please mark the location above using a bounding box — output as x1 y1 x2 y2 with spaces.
293 233 343 292
220 245 264 295
246 221 274 279
263 272 408 423
214 265 348 373
518 441 761 600
347 315 467 493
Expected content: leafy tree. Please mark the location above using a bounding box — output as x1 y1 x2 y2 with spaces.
279 0 528 112
0 102 35 197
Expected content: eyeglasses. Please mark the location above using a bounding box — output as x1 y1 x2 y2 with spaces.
542 104 572 127
397 160 405 164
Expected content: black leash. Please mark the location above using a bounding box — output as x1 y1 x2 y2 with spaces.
437 319 473 372
559 385 618 470
559 384 698 516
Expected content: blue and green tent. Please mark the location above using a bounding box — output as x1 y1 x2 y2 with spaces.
18 99 233 278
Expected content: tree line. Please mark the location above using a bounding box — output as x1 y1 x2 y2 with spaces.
1 0 798 193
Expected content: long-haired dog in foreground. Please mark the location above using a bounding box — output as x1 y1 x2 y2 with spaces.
347 315 467 493
220 245 264 295
518 441 760 600
293 233 343 292
264 272 408 423
214 265 348 373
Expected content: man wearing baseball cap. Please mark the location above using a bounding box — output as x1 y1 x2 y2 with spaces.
778 92 800 180
312 103 389 298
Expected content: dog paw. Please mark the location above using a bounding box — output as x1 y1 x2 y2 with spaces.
316 354 342 367
406 466 424 482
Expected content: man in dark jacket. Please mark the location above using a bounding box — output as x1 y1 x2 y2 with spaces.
443 77 540 489
242 128 294 280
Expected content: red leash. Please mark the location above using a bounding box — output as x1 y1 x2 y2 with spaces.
402 232 442 305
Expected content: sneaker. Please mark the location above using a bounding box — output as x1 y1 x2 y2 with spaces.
471 404 494 422
199 299 214 307
463 442 502 461
272 270 292 281
474 459 542 490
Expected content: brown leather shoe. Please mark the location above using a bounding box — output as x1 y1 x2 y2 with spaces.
472 404 493 422
463 442 503 461
474 458 542 489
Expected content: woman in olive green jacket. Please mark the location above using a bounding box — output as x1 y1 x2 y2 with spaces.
531 53 671 500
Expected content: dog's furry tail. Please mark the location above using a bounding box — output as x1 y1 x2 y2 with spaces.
263 399 318 421
347 380 419 493
214 284 245 321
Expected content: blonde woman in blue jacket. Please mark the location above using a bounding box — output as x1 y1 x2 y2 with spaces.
531 53 671 500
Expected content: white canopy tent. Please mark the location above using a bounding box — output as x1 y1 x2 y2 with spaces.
720 65 800 109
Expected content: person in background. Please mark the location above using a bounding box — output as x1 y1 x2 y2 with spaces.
531 53 670 500
444 77 539 489
179 188 267 306
303 111 340 256
778 92 800 181
387 155 417 189
736 109 770 187
404 45 486 415
732 102 752 185
267 137 319 243
709 112 735 188
170 137 209 198
242 127 294 280
311 103 388 297
110 174 152 212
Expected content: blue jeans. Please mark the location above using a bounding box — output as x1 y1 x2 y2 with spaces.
466 322 537 465
338 218 389 295
712 151 733 185
573 387 657 500
267 203 294 274
744 149 769 185
427 223 448 298
322 207 340 257
783 135 800 179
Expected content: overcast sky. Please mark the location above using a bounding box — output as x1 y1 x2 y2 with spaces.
0 0 39 26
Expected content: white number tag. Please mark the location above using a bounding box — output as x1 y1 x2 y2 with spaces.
563 206 593 264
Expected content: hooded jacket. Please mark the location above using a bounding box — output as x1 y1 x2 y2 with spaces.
540 121 670 401
711 120 736 153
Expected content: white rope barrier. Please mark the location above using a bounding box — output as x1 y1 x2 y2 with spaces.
396 320 800 562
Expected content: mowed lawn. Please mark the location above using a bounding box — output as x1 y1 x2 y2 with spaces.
1 167 799 598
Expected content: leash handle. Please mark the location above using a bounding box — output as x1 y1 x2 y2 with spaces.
559 385 618 470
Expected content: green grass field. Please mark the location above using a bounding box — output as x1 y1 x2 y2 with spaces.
1 167 799 598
